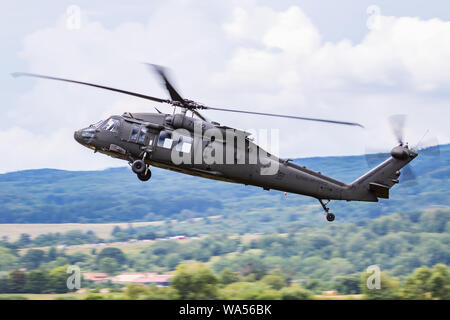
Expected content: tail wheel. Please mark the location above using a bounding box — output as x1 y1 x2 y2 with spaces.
132 160 146 174
137 169 151 181
326 213 335 222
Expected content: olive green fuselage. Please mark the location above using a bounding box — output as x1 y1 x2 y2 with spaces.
75 112 417 203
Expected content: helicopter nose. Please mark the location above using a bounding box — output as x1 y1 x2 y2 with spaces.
74 130 83 144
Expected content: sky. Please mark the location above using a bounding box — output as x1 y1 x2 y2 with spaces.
1 0 449 173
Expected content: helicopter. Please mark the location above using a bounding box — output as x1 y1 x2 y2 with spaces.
13 65 418 222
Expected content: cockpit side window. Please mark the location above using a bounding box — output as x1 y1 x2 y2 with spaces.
157 130 173 149
138 127 148 143
130 124 139 141
102 118 120 133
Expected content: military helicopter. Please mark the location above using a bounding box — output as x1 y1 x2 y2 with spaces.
13 65 419 222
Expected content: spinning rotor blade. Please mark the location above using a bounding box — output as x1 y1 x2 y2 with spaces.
145 64 185 104
144 63 364 127
401 165 417 184
389 114 406 144
201 106 365 128
364 150 418 185
12 72 171 104
13 67 365 128
364 115 440 187
414 135 440 157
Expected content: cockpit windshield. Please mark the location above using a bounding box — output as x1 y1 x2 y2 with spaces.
102 118 120 133
90 120 104 128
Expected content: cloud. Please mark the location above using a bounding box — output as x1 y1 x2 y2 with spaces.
2 2 449 173
213 5 450 156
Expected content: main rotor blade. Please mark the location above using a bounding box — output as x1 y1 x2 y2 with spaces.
192 109 209 122
12 72 171 104
145 64 185 103
202 106 364 127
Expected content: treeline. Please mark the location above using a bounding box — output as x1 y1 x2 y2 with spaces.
0 266 73 294
1 230 102 249
1 263 448 300
137 263 450 300
0 247 128 294
0 245 129 277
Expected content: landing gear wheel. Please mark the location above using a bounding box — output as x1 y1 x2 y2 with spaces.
137 169 151 181
326 213 335 222
132 160 146 174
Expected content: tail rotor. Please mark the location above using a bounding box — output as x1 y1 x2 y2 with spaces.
365 115 440 185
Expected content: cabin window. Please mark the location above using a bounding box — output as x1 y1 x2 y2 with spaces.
102 118 120 133
130 124 139 140
157 130 173 149
175 135 193 153
138 127 148 143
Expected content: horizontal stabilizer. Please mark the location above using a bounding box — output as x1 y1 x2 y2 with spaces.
369 182 389 199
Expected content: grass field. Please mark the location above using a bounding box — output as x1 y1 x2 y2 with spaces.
0 221 166 241
0 293 90 300
0 216 223 241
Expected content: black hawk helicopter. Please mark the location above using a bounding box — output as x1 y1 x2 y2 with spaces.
13 65 419 222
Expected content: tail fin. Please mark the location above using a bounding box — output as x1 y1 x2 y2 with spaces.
343 145 418 202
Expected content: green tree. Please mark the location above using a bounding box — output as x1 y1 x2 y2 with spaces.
280 285 313 300
220 281 271 300
96 247 126 266
111 226 122 236
361 271 401 300
0 247 18 271
163 253 181 270
219 268 239 285
47 265 70 293
24 270 48 293
125 283 147 299
21 249 46 270
98 257 119 275
304 279 325 294
142 284 178 300
402 266 432 299
47 247 58 261
419 210 450 233
16 234 32 247
0 276 10 293
236 254 267 280
172 264 219 299
8 270 26 293
261 274 286 290
334 274 361 295
256 289 281 300
428 264 450 299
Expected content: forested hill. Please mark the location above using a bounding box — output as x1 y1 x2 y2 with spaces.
0 144 448 224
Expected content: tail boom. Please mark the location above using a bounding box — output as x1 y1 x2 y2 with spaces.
343 145 418 202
